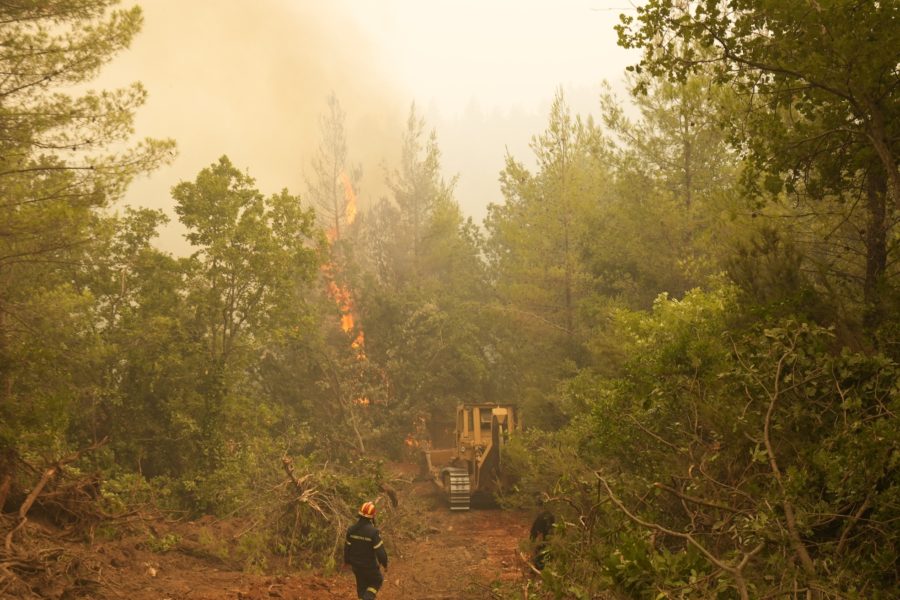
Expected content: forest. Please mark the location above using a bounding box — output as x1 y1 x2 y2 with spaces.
0 1 897 599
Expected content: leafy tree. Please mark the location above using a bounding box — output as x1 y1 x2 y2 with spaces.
353 108 499 447
485 92 609 426
506 287 899 598
357 198 403 286
367 201 493 423
617 0 899 328
589 74 742 310
382 104 457 286
0 0 173 281
617 0 899 208
0 0 173 454
171 156 319 469
601 75 735 211
76 208 202 475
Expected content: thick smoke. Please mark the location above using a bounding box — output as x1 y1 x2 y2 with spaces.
96 0 404 253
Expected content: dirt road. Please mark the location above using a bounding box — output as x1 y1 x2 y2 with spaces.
25 470 535 599
378 486 530 599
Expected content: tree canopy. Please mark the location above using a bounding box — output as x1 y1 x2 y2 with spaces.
2 2 897 597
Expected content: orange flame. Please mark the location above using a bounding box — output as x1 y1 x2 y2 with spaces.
340 172 358 226
351 330 365 352
321 172 366 355
325 174 358 243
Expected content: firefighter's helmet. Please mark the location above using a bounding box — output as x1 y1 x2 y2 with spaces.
358 501 377 519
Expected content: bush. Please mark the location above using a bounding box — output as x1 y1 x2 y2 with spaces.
501 286 900 598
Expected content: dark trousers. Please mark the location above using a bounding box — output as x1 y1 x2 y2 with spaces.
351 564 383 599
533 541 549 570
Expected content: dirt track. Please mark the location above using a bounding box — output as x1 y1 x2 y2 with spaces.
23 468 535 600
378 487 530 599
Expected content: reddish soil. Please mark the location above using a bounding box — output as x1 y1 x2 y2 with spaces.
380 494 531 599
2 466 536 599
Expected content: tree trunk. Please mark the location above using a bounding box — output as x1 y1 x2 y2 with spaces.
863 165 887 330
865 103 900 213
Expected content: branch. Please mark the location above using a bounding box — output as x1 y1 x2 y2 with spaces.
698 21 858 105
836 495 872 556
626 414 681 453
598 475 760 600
653 482 747 514
4 437 108 551
762 338 816 577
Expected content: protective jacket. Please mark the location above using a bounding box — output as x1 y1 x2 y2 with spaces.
530 509 555 541
344 517 388 569
530 509 555 570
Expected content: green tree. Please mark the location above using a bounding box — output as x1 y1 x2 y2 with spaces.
0 0 173 454
74 208 203 475
588 74 741 309
505 287 899 598
352 109 499 447
171 156 319 467
600 75 736 212
617 0 899 328
363 197 494 426
383 103 457 286
485 91 608 425
0 0 173 279
618 0 899 208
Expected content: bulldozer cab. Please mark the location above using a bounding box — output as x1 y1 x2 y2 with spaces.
457 404 516 450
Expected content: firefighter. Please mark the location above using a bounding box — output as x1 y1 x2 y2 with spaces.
529 501 555 570
344 501 388 599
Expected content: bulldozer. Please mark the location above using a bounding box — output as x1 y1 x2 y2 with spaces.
422 403 522 510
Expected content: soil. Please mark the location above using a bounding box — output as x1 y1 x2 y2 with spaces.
2 465 537 600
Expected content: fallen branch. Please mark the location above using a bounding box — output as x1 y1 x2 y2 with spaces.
4 438 107 552
517 549 542 576
280 455 353 565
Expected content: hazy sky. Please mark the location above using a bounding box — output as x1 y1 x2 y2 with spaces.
98 0 639 253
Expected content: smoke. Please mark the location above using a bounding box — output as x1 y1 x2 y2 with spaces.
96 0 404 253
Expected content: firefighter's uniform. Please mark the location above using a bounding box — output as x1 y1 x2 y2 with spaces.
530 509 555 570
344 514 388 599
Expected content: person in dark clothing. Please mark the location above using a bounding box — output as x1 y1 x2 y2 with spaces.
344 501 388 599
529 507 555 570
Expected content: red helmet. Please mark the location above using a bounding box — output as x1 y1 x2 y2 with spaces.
358 501 377 519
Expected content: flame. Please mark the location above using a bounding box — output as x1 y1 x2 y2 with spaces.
316 174 376 411
351 330 365 352
404 417 428 449
321 171 366 355
340 172 357 225
324 173 358 243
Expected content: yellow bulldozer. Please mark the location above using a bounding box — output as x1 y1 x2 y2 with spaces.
422 403 522 510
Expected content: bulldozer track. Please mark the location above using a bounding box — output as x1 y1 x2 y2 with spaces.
447 468 471 511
